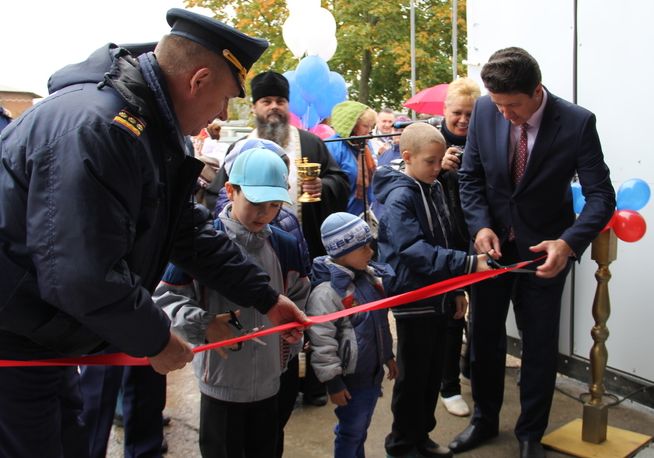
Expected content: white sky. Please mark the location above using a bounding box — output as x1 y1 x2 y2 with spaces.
3 1 212 97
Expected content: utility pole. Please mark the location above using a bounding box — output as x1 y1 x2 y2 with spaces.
410 0 416 119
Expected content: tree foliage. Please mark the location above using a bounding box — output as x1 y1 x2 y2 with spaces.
185 0 466 111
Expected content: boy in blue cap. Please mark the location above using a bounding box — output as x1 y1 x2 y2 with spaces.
155 147 310 458
307 212 398 458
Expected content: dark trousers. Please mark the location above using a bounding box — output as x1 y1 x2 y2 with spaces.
199 393 278 458
440 316 466 398
0 366 88 458
80 365 166 458
385 315 447 456
276 355 300 458
334 385 381 458
469 243 570 441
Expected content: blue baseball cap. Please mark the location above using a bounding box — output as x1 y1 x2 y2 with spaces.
228 148 291 204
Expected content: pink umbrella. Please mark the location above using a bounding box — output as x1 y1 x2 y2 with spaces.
403 83 449 115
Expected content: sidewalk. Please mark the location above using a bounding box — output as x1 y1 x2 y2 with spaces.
108 359 654 457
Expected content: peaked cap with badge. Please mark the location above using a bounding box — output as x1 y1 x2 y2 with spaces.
166 8 269 97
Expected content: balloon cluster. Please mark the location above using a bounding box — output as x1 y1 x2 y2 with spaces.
572 178 650 242
281 1 346 137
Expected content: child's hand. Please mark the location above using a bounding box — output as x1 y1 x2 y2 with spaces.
385 358 398 380
206 311 239 359
453 295 468 320
329 389 351 406
475 253 492 272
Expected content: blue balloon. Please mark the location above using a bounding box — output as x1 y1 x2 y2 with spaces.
295 56 330 104
616 178 651 211
314 71 347 119
571 182 586 214
284 70 309 118
302 104 321 129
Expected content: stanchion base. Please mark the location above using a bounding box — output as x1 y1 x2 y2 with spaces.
542 418 652 458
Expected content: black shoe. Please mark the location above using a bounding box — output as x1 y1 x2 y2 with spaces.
519 440 544 458
448 423 498 453
303 394 327 406
417 438 453 457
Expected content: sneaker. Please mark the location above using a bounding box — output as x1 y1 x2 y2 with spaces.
441 395 470 417
417 438 453 457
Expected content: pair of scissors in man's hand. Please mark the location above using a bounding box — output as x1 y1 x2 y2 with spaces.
485 253 537 274
228 310 267 351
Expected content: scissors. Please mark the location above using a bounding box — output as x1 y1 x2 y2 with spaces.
228 310 267 351
485 253 536 274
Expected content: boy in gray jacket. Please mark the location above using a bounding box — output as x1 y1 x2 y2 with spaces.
307 212 398 458
154 147 310 458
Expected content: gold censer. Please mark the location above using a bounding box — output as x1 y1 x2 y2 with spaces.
296 157 321 203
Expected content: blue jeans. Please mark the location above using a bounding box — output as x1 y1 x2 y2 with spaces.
334 385 381 458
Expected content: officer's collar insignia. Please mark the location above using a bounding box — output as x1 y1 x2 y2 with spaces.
113 109 146 137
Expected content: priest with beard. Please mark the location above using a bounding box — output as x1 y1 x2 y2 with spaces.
215 70 349 260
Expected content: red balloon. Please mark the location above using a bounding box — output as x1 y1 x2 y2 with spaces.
612 210 647 242
600 212 616 233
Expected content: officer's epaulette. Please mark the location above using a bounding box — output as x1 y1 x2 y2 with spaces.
112 109 146 137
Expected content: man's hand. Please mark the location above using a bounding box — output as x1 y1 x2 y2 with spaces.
474 228 502 259
205 311 239 359
453 294 469 320
266 294 309 344
441 147 463 172
530 239 574 278
148 332 194 375
329 389 351 406
302 177 322 199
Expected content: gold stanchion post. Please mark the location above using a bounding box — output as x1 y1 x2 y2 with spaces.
581 229 617 443
541 229 651 457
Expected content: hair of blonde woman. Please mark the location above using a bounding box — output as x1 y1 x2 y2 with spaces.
445 77 481 106
155 34 226 77
400 123 446 156
358 107 377 128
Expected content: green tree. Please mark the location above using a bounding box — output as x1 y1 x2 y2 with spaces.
186 0 466 111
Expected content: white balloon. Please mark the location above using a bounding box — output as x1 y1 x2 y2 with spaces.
313 8 337 37
282 14 307 59
306 34 338 62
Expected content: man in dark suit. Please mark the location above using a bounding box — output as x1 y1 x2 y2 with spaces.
451 47 615 458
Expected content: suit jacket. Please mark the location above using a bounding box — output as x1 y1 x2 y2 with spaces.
459 90 615 260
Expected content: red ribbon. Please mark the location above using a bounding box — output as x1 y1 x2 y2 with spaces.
0 258 539 367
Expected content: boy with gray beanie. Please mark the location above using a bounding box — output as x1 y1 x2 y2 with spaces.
307 212 398 458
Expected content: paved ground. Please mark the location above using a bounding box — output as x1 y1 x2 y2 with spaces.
107 354 654 457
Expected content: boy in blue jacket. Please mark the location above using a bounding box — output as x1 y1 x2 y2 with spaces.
307 212 398 458
154 147 310 458
372 123 490 458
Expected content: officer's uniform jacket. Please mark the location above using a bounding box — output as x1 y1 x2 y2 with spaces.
0 44 277 359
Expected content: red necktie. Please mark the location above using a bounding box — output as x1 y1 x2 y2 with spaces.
512 123 529 185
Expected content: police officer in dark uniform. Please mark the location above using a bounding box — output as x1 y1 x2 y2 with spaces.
0 8 307 458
